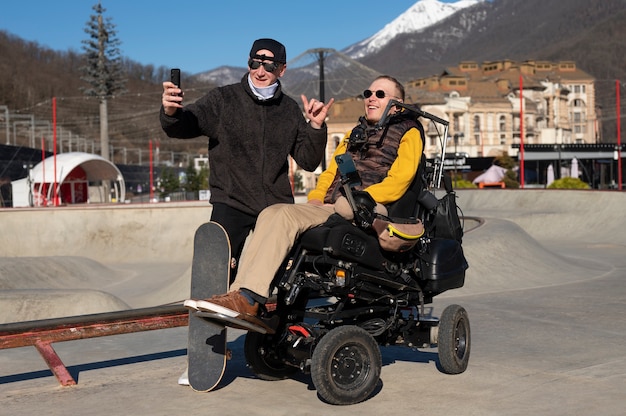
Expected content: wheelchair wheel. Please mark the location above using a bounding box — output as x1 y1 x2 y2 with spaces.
244 331 298 381
311 325 381 405
438 304 471 374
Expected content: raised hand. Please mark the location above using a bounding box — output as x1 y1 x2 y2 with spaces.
301 95 335 129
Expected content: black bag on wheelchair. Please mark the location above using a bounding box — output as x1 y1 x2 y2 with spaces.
420 175 464 243
430 191 463 242
418 237 468 295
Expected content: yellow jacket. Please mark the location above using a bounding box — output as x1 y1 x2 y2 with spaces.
308 126 423 206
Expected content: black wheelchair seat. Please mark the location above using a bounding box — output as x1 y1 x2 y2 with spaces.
300 214 387 270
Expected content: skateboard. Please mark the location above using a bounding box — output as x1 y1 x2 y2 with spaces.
187 221 230 392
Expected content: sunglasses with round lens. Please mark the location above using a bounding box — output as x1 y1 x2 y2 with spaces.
248 58 279 72
363 89 388 99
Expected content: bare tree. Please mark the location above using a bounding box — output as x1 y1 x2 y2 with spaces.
80 2 126 160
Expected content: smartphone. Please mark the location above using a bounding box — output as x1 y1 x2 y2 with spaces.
170 68 181 95
336 153 361 186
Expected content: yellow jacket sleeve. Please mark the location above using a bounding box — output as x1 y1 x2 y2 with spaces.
307 132 350 203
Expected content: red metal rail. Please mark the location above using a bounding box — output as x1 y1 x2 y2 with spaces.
0 305 188 386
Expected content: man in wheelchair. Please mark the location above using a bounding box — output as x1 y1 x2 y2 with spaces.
184 75 425 326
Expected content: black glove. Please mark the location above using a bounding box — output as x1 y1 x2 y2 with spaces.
352 190 376 227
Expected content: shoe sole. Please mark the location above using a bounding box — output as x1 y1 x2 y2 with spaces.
183 299 200 310
184 299 239 317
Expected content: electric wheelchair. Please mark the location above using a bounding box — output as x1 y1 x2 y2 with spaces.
243 102 470 405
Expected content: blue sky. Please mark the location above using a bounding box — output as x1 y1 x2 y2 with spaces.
0 0 460 75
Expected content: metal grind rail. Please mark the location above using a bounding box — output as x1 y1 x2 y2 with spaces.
0 304 188 386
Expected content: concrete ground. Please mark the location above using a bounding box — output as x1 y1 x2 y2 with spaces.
1 190 625 415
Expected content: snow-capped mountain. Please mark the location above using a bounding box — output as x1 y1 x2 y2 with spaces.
343 0 484 59
194 0 485 87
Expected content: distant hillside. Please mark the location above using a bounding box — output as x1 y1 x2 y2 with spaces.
0 30 216 161
360 0 626 80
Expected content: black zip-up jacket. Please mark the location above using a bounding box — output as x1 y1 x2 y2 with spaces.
160 75 327 216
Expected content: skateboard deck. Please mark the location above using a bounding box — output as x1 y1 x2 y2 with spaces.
187 221 230 392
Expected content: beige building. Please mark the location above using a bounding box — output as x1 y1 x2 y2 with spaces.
404 59 597 158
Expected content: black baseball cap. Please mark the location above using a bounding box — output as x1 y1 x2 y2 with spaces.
249 38 287 63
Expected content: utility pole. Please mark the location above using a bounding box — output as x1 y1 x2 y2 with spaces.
313 48 330 170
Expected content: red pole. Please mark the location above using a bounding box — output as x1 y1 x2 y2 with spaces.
149 139 154 202
41 137 47 206
519 75 525 188
52 97 59 206
617 80 622 190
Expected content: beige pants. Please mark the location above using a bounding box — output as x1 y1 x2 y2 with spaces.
231 203 335 298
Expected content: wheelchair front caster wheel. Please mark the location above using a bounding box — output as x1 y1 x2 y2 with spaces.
438 304 471 374
311 325 381 405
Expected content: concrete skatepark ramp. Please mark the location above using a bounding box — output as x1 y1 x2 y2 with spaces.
1 190 625 415
1 190 624 323
0 202 211 323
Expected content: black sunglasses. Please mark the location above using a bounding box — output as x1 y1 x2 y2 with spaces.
363 89 391 99
248 58 280 72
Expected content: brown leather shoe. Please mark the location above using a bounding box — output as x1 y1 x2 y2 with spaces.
187 290 258 318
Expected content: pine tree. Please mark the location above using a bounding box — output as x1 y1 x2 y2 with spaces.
80 2 126 161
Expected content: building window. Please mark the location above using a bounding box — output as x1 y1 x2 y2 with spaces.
499 115 506 132
473 115 481 132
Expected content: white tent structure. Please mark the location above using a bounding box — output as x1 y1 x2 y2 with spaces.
570 158 579 178
547 164 555 187
472 165 507 185
12 152 125 207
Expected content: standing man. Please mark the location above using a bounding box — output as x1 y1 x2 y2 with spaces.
161 38 334 277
